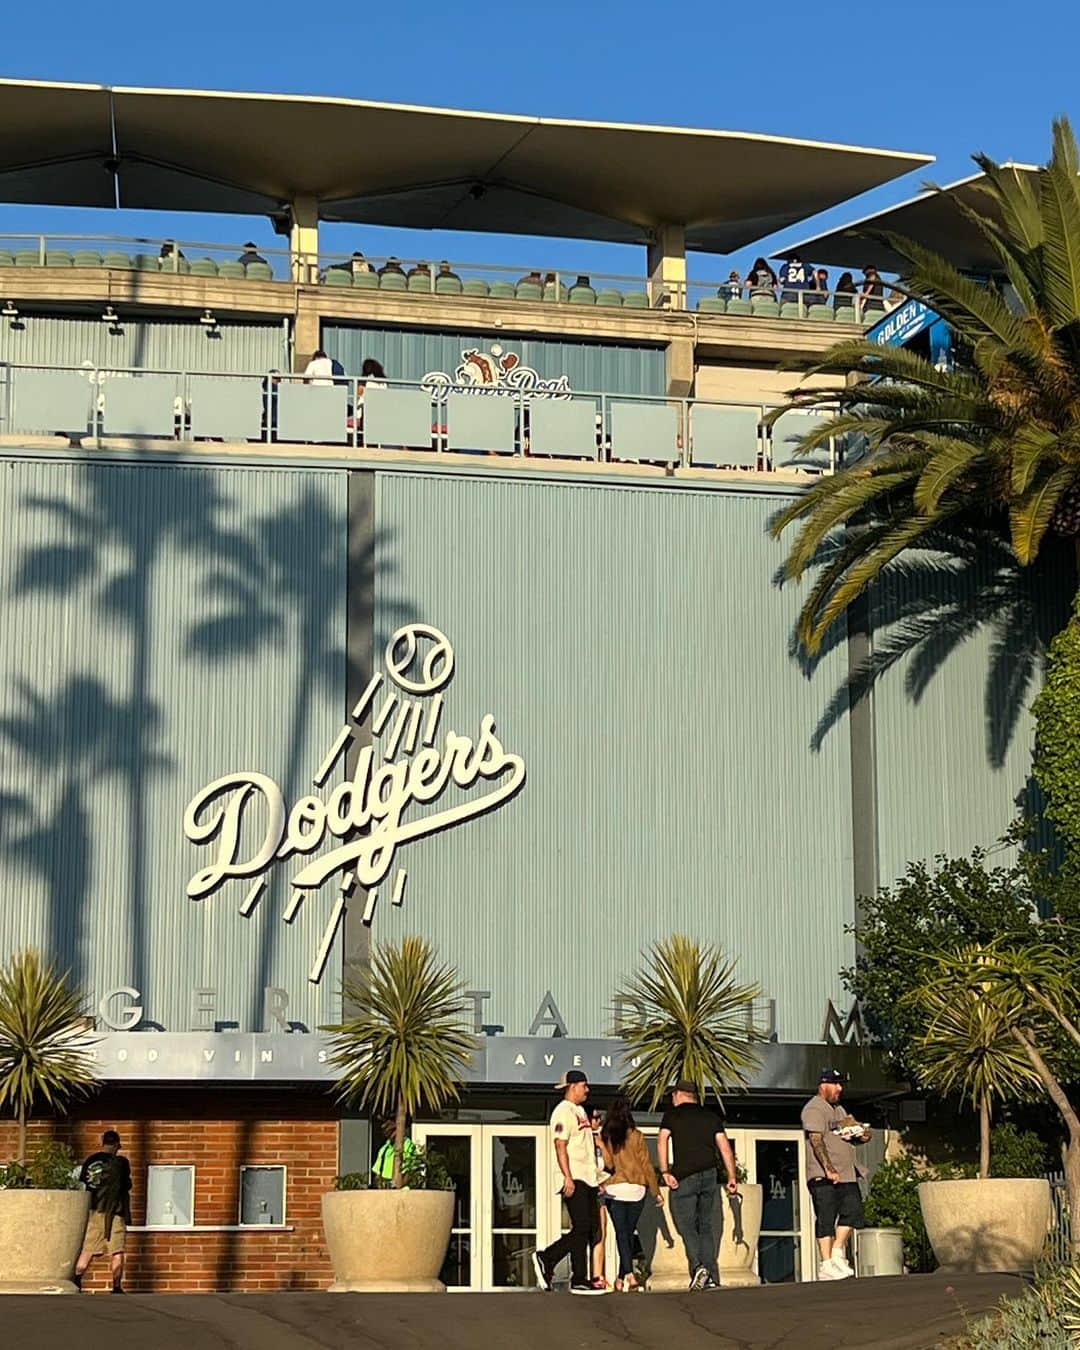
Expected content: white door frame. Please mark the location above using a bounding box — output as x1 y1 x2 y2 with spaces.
743 1127 815 1283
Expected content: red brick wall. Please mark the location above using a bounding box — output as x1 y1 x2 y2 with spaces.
0 1088 338 1293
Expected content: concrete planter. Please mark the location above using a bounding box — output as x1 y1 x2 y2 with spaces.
0 1189 90 1294
644 1184 762 1290
322 1188 454 1292
918 1178 1051 1273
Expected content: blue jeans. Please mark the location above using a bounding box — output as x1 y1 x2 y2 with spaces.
668 1169 719 1282
608 1196 646 1278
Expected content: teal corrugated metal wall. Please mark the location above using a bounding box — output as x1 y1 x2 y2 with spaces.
372 473 855 1045
0 455 347 1031
322 323 666 396
0 315 286 373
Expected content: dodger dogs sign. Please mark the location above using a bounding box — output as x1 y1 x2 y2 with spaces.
184 624 526 982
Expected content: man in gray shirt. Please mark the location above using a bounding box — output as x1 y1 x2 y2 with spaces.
801 1069 872 1281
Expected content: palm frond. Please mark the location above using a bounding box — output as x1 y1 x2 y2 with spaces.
1039 121 1080 326
612 935 762 1111
1010 464 1075 563
914 435 994 513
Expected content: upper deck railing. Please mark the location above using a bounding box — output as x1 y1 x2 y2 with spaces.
0 233 889 324
0 360 843 476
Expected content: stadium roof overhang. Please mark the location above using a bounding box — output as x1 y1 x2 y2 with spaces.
0 79 933 253
776 165 1038 273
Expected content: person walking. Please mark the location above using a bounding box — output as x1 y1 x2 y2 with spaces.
801 1068 872 1281
74 1129 132 1293
532 1070 605 1294
599 1094 662 1292
657 1079 739 1290
589 1106 610 1289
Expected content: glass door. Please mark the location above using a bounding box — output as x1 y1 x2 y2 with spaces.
413 1125 481 1290
415 1124 549 1291
745 1130 813 1283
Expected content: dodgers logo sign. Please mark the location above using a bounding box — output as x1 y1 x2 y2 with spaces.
421 343 571 399
183 624 527 983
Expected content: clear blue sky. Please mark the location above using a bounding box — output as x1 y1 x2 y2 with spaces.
0 0 1075 284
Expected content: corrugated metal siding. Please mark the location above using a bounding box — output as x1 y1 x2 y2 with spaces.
0 316 285 373
871 556 1044 888
0 456 347 1031
323 323 666 396
372 473 854 1045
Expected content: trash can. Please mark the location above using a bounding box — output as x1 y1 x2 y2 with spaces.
855 1227 904 1277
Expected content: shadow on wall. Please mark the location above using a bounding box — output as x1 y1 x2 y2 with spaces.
775 522 1074 768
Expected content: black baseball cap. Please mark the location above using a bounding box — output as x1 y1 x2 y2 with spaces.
554 1069 588 1090
674 1079 699 1095
820 1068 845 1084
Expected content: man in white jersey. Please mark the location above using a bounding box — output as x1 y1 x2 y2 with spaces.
532 1070 605 1294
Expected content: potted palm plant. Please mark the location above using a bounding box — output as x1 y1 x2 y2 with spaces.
903 945 1051 1272
320 935 474 1292
613 934 764 1289
0 948 98 1293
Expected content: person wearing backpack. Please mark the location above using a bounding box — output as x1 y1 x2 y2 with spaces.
74 1129 133 1293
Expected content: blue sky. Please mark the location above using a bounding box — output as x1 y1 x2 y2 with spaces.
0 0 1075 285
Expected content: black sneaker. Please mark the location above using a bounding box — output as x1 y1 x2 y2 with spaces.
703 1277 720 1290
72 1274 82 1292
531 1251 554 1291
570 1283 606 1296
111 1286 125 1295
689 1266 710 1291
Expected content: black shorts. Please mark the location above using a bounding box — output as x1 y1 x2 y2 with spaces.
808 1180 865 1238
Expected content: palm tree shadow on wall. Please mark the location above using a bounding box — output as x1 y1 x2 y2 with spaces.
12 461 232 1002
778 522 1073 769
0 678 163 998
187 493 412 1037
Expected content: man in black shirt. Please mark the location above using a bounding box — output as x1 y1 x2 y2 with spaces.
74 1129 133 1293
658 1080 739 1290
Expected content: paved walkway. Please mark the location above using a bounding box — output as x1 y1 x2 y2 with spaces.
0 1273 1026 1350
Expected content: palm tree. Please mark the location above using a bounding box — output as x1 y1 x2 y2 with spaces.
612 935 763 1111
321 937 474 1188
902 945 1042 1179
770 119 1080 661
0 948 99 1162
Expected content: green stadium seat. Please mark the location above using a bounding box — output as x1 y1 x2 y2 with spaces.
862 306 886 325
246 261 273 281
543 281 569 302
73 250 103 267
134 253 160 272
595 288 623 307
14 250 41 267
379 271 407 290
103 252 133 269
46 250 73 267
489 281 516 299
462 278 490 298
807 305 834 321
697 297 727 314
834 305 857 323
751 298 781 318
515 281 543 301
622 291 649 309
568 285 597 305
726 298 752 316
323 269 352 287
0 251 13 267
407 272 433 292
434 274 463 295
217 260 246 279
780 301 802 320
353 271 379 289
190 258 219 276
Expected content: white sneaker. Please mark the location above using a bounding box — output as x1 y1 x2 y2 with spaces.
832 1252 854 1277
818 1258 842 1281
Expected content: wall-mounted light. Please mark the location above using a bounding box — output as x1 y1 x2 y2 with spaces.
1 300 17 321
102 304 118 325
199 308 219 334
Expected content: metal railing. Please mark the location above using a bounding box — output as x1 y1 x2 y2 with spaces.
0 361 842 475
0 232 881 321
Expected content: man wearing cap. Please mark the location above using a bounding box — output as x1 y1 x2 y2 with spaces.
801 1069 872 1281
657 1079 739 1290
532 1070 605 1294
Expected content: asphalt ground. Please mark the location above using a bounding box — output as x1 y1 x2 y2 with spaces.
0 1272 1027 1350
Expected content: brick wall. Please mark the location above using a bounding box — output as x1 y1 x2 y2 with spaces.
0 1088 338 1293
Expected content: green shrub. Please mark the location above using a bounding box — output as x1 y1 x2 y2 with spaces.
988 1122 1049 1179
946 1261 1080 1348
0 1140 79 1190
864 1155 935 1272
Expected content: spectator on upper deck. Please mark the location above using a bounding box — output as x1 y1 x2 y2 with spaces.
834 272 857 310
438 260 460 282
160 240 185 262
722 270 743 301
861 266 886 308
360 358 388 388
378 257 406 278
303 349 334 386
806 268 830 307
406 261 432 284
745 257 778 298
331 251 372 277
238 242 267 267
777 253 814 303
517 269 543 288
